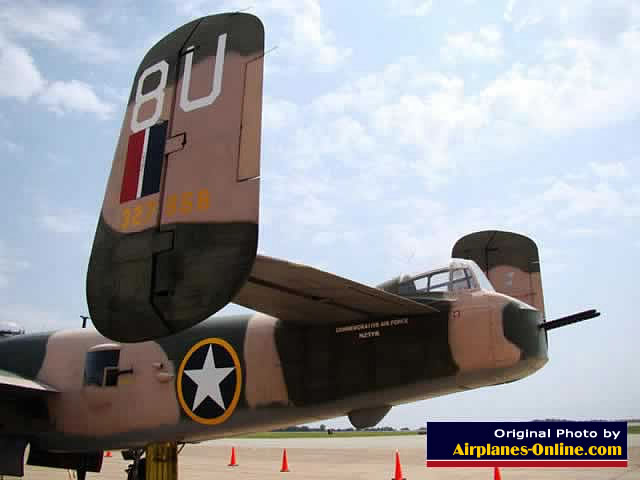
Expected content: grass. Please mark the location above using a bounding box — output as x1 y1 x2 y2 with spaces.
235 431 419 439
629 425 640 434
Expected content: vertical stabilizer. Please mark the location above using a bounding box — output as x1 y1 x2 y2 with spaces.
452 231 545 318
87 13 264 341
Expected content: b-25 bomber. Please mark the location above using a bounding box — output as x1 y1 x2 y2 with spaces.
0 12 600 480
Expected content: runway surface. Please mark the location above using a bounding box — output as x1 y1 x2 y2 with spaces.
13 435 640 479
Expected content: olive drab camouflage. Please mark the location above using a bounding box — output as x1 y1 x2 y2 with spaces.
87 13 264 342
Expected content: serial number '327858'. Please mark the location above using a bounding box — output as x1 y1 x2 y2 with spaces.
120 189 211 229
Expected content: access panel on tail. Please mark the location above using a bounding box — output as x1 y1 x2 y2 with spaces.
87 13 264 342
452 231 545 318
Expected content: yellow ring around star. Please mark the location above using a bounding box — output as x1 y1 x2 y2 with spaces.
176 337 242 425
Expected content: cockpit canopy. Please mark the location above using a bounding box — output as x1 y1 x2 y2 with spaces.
395 259 495 296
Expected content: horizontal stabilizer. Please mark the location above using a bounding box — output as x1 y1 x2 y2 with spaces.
233 255 437 324
0 369 57 395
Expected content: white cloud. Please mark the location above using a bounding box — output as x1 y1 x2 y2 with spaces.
289 115 375 169
306 58 489 188
1 138 22 154
382 207 498 276
503 0 548 30
441 26 504 63
38 80 114 119
0 304 64 333
289 192 337 228
311 230 361 247
589 161 628 179
263 97 299 130
0 242 29 289
311 231 337 246
539 180 627 218
307 58 484 186
174 0 350 71
40 209 96 234
0 1 119 62
380 165 639 278
565 227 602 237
504 0 635 43
386 0 433 16
0 35 45 100
268 14 638 200
0 34 114 118
263 173 355 249
482 30 639 132
501 168 640 231
279 0 351 71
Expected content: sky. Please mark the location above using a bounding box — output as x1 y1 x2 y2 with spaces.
0 0 638 429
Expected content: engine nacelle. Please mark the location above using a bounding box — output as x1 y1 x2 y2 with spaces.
348 406 392 429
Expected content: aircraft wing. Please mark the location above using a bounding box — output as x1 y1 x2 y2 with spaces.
0 369 56 435
233 255 438 324
0 369 58 396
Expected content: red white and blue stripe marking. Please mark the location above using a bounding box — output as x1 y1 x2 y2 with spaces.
120 122 168 203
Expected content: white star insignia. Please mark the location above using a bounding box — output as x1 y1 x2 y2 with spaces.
184 345 235 411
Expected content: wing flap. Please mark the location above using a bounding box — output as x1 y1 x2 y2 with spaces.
233 255 437 324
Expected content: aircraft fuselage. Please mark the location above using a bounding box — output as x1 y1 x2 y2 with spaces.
0 289 547 453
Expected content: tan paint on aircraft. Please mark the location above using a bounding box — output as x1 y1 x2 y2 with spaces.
38 330 180 436
489 265 545 316
161 53 260 226
489 301 522 369
448 291 520 373
243 313 290 408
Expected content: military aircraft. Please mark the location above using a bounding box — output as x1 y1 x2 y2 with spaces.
0 12 600 480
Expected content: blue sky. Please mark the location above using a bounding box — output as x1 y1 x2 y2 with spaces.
0 0 638 428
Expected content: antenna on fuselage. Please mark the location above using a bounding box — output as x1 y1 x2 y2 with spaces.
80 315 90 329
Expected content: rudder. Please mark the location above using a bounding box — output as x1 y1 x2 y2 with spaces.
87 13 264 342
452 230 545 318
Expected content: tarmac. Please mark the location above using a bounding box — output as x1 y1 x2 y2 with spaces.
11 435 640 479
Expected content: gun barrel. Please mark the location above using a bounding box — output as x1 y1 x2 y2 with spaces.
540 309 600 331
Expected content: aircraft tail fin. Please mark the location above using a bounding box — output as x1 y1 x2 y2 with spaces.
87 13 265 342
452 231 545 318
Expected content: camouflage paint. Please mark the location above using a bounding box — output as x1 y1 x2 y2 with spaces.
0 284 548 455
87 13 264 343
453 230 546 317
0 333 50 379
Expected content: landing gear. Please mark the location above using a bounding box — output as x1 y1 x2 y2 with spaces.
123 449 145 480
76 468 87 480
145 442 177 480
124 442 178 480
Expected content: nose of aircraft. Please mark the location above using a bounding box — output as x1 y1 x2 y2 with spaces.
502 301 548 364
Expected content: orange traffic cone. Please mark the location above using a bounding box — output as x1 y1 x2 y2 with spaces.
392 450 406 480
280 448 290 472
494 466 502 480
228 446 238 467
104 451 112 458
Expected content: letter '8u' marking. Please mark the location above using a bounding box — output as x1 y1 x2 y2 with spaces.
130 33 227 133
